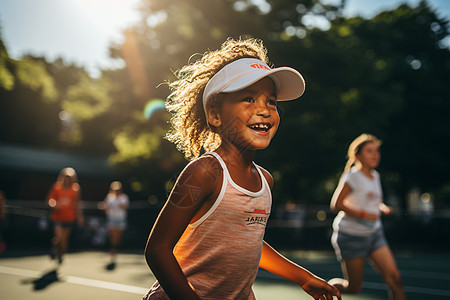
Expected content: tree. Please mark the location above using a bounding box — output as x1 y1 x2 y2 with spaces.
259 1 450 207
105 0 449 207
102 0 344 198
0 51 61 148
2 1 449 208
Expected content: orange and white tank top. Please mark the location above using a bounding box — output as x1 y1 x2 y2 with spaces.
145 151 272 300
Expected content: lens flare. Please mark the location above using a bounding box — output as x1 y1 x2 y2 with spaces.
144 99 165 119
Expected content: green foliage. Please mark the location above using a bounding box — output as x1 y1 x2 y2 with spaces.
0 42 14 90
256 1 450 206
62 75 111 121
0 0 449 206
0 62 14 90
111 131 157 164
0 54 61 147
15 58 58 101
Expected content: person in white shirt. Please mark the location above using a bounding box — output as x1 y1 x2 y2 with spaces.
99 181 129 267
329 134 406 300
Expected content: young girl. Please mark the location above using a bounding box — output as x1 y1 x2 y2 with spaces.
99 181 129 267
329 134 406 300
47 167 84 265
143 38 341 300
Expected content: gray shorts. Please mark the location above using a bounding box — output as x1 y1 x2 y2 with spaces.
107 219 127 230
331 229 387 261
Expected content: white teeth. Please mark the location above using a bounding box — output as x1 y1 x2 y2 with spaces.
250 124 269 130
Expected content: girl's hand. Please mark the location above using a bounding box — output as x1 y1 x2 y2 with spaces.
97 201 107 210
300 276 342 300
379 203 393 215
48 198 58 209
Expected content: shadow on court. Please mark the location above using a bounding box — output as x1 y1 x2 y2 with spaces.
105 261 116 271
25 268 59 290
0 250 449 299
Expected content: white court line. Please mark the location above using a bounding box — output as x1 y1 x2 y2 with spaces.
363 281 450 297
2 265 450 297
0 265 148 295
64 276 148 294
0 265 39 277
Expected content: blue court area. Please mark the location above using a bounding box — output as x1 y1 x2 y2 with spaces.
0 250 449 300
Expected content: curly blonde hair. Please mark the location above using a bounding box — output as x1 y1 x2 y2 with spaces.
165 37 270 160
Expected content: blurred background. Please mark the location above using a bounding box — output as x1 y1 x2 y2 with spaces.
0 0 449 254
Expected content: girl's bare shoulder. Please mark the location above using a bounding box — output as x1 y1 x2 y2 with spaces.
178 155 223 191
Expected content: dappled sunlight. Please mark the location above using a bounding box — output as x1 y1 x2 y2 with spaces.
0 52 14 90
340 88 360 105
16 58 58 101
62 76 111 120
337 25 352 37
110 130 165 164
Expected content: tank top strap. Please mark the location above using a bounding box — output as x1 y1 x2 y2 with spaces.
204 152 267 197
253 163 271 196
189 152 227 228
205 151 228 175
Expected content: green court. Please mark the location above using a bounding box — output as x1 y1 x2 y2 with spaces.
1 250 449 299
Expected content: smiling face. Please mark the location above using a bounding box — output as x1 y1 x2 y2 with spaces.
207 77 280 152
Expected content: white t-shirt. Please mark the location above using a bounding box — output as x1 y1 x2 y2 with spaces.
104 193 129 221
332 167 383 236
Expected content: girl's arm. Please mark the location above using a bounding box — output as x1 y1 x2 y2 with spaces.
259 168 340 299
98 194 111 210
75 185 84 226
47 184 57 208
379 202 393 215
145 157 221 300
330 183 378 221
120 195 129 210
98 200 107 210
259 241 341 300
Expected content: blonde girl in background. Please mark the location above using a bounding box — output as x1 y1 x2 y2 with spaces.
329 134 406 299
47 167 84 265
99 181 129 268
143 38 341 300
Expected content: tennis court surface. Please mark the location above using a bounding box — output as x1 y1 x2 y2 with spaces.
1 250 449 299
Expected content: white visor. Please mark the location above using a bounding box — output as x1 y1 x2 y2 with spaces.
202 58 305 113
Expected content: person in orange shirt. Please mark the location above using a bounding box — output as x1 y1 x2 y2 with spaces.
47 167 84 265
